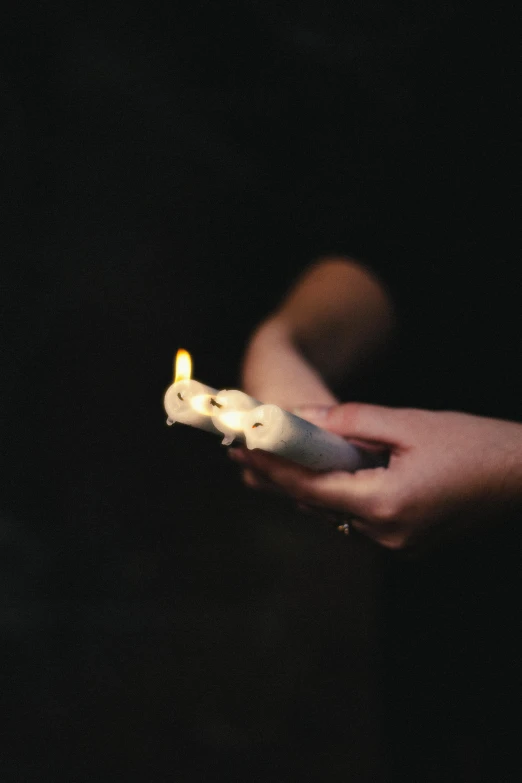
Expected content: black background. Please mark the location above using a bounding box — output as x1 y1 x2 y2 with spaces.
1 3 519 781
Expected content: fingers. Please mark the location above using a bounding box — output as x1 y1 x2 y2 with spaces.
351 519 406 550
231 447 383 519
296 402 404 445
228 450 284 494
241 468 277 492
241 468 274 490
229 448 413 550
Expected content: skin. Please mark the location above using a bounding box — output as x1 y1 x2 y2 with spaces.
230 404 522 550
241 258 395 409
235 257 522 550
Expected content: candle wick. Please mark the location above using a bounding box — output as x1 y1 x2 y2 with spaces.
252 422 263 428
177 392 184 401
209 398 223 409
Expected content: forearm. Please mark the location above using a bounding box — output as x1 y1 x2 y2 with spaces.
241 257 395 409
277 258 396 382
241 317 338 409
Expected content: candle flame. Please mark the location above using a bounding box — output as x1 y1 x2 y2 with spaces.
174 349 192 383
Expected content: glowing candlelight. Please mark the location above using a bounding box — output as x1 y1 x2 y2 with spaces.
174 349 191 384
163 349 220 434
163 351 386 472
209 389 260 446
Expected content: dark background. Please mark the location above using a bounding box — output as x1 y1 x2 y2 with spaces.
1 3 519 781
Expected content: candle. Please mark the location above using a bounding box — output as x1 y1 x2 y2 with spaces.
240 404 384 472
164 349 220 434
164 351 386 473
209 389 260 445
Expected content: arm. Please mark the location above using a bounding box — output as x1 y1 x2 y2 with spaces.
241 258 395 410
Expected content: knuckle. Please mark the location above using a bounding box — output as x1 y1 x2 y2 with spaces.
242 469 259 489
371 491 403 524
380 534 408 551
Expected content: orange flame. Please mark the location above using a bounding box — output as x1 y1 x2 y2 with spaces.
173 349 192 383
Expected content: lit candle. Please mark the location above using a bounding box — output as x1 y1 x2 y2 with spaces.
209 389 260 445
164 349 220 434
164 351 386 472
240 404 383 472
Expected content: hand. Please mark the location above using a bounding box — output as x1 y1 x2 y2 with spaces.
230 404 522 550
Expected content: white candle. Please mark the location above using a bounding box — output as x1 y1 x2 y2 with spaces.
164 350 385 471
209 389 260 445
164 349 220 434
240 404 382 472
164 379 220 433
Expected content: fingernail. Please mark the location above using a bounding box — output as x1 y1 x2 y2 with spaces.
293 406 331 421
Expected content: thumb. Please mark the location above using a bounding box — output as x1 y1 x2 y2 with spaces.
296 402 402 444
